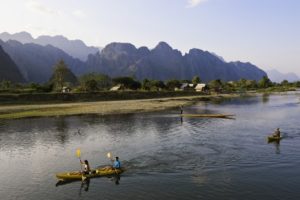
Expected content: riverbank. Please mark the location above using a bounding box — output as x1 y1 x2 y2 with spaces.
0 94 240 120
0 91 200 105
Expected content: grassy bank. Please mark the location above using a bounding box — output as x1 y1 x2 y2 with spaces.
0 94 238 120
0 91 200 105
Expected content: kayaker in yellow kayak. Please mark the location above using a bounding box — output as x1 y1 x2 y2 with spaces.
113 157 121 169
80 160 91 175
272 128 281 137
103 156 121 170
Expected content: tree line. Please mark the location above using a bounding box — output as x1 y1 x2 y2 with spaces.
1 60 300 93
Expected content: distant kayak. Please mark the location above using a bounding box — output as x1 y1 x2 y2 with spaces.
180 114 235 118
267 136 283 142
56 167 124 181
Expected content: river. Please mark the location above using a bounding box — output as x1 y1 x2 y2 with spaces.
1 93 300 200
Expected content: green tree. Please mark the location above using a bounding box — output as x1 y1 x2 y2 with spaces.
142 79 151 90
166 79 181 90
192 76 201 85
208 79 223 93
258 76 272 88
0 80 12 89
112 77 141 90
281 80 289 87
84 79 98 91
79 73 112 91
49 60 78 91
150 80 165 91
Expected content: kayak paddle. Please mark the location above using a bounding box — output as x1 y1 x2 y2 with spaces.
76 149 83 171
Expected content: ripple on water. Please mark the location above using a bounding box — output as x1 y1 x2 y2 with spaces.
1 94 300 200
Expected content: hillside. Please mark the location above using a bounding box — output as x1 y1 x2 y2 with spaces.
0 33 267 83
0 40 85 83
86 42 267 82
0 45 24 83
0 32 99 61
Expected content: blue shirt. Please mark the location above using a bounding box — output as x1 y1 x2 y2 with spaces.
113 160 121 168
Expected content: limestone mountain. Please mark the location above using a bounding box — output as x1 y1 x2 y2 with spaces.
0 32 100 61
0 36 268 83
86 42 267 82
267 69 299 83
0 31 33 44
0 40 85 83
0 45 24 83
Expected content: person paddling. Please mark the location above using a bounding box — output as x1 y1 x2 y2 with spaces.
113 157 121 169
80 160 91 175
103 156 121 170
272 128 281 137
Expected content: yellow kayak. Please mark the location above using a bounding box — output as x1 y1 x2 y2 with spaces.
56 167 124 181
267 136 282 142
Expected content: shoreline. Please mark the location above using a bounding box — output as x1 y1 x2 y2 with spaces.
0 94 242 120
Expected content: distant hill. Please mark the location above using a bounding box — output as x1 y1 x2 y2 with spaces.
267 69 299 83
0 45 24 83
0 33 268 84
0 40 85 83
0 32 100 61
86 42 267 82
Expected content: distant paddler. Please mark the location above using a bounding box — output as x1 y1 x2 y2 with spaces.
180 105 183 114
267 128 282 143
272 128 281 138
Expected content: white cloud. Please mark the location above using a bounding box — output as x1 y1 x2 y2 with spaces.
72 10 86 18
186 0 208 8
26 0 59 15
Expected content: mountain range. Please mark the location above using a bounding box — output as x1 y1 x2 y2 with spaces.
85 42 267 82
0 31 268 84
267 69 299 83
0 45 24 83
0 39 85 83
0 32 100 61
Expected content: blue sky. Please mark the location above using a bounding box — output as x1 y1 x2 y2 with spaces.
0 0 299 75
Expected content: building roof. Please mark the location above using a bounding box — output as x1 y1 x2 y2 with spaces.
110 84 122 91
195 83 206 90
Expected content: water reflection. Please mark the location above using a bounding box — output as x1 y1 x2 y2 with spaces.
55 174 121 196
268 140 281 154
262 94 270 103
1 93 300 200
80 179 90 193
55 118 69 144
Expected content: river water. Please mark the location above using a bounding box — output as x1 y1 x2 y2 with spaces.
0 93 300 200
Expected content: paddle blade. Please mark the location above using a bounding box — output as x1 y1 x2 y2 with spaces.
76 149 81 158
107 152 111 159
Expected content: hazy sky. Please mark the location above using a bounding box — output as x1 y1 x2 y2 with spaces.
0 0 299 75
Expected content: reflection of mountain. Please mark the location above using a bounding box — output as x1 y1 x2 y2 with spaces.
267 69 299 83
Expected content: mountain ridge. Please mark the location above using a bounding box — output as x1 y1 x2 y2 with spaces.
0 32 268 83
267 69 299 83
0 45 25 83
0 31 100 61
0 39 85 83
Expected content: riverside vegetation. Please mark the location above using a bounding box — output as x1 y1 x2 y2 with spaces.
0 60 299 119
